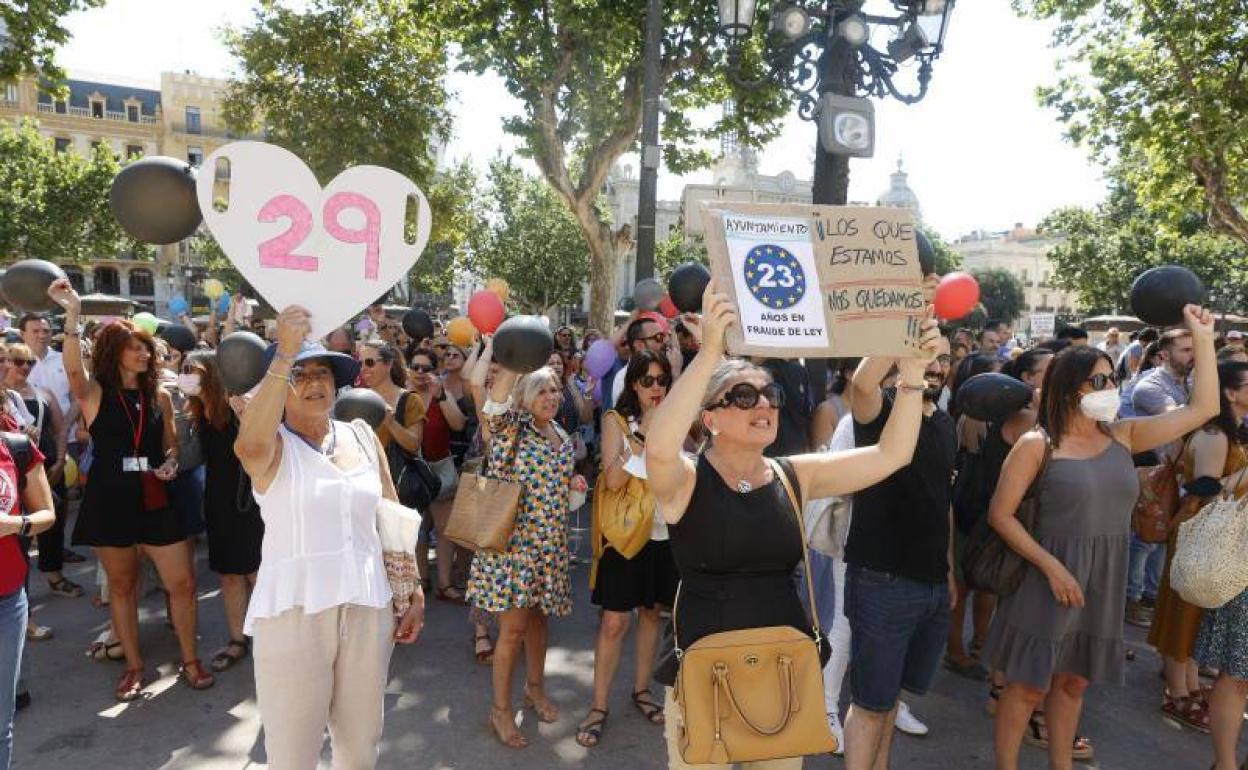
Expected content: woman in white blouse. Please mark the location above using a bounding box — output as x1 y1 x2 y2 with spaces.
235 305 424 770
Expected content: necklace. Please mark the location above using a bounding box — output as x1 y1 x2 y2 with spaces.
286 420 336 456
713 452 764 494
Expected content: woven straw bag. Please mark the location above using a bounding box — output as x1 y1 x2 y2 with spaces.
1170 466 1248 609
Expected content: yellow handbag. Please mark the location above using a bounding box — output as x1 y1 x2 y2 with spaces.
589 412 655 587
673 459 837 764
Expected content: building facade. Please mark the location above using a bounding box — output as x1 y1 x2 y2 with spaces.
2 70 251 316
951 224 1079 332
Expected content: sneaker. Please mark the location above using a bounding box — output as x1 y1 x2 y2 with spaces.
895 701 928 736
827 711 845 756
1125 599 1153 628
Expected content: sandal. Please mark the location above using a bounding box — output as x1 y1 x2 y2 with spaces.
1162 693 1211 734
1023 712 1094 760
435 586 466 605
210 639 250 672
632 688 664 725
115 668 146 702
25 623 52 642
522 683 558 723
179 659 216 691
47 577 84 598
87 637 125 662
489 705 528 749
473 633 494 665
575 708 609 748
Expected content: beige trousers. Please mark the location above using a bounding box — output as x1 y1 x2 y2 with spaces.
663 687 804 770
253 604 395 770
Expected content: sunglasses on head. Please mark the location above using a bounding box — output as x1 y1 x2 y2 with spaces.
637 374 671 389
1085 373 1118 391
709 382 785 410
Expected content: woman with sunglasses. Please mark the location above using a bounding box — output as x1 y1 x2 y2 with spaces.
983 305 1217 770
180 351 265 674
576 349 676 748
646 282 940 769
47 279 210 701
408 349 468 602
2 342 78 601
554 326 578 357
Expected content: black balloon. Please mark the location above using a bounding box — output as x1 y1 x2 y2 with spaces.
493 315 554 375
668 262 711 314
109 156 203 245
334 388 388 429
1130 265 1205 327
217 331 268 394
634 278 664 311
0 260 67 313
916 229 936 275
157 323 197 354
617 296 637 313
956 373 1034 424
401 308 434 341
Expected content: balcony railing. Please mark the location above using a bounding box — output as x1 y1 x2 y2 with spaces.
35 101 157 124
169 121 260 140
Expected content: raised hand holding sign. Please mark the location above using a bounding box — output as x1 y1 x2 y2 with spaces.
196 142 431 340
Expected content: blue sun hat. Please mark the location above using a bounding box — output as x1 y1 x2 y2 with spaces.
262 341 360 389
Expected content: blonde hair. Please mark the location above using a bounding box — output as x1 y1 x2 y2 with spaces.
5 343 32 360
514 366 562 411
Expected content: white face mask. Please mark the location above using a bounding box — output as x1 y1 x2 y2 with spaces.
1079 388 1119 422
176 373 202 396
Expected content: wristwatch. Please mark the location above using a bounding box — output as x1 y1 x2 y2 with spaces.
18 516 30 537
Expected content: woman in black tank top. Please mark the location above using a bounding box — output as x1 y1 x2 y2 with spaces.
644 284 941 768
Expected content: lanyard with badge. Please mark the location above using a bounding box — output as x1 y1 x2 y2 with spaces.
118 392 149 472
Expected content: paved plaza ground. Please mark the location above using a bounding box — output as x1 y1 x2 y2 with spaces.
12 511 1247 769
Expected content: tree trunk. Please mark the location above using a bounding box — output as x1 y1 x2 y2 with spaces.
571 202 620 333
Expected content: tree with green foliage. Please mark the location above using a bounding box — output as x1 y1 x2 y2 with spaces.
0 1 105 85
0 119 138 264
463 158 590 314
445 1 789 330
1020 0 1248 245
655 230 707 282
1039 174 1248 315
919 225 961 275
221 0 456 243
970 267 1026 325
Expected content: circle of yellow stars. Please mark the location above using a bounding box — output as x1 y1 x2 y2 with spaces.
745 244 806 310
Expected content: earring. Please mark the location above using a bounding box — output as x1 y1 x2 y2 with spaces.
710 426 720 436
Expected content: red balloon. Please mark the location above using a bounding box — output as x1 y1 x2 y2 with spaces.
659 294 679 319
933 272 981 320
467 290 506 334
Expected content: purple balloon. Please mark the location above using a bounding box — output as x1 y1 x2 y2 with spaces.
584 339 617 379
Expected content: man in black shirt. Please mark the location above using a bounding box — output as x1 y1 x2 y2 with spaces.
842 352 956 770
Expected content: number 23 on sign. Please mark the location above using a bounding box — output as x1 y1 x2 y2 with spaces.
256 192 382 279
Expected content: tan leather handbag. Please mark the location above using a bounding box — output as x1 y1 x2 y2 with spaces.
673 459 837 764
444 419 526 553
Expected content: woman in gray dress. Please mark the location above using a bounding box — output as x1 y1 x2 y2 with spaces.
983 304 1217 770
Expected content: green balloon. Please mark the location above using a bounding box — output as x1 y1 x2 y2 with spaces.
132 312 159 335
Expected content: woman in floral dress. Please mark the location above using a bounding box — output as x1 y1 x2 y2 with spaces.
467 361 586 749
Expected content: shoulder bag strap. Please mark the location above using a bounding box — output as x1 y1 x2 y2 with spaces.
1 432 33 495
768 457 824 654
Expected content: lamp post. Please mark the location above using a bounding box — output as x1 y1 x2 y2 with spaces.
717 0 955 393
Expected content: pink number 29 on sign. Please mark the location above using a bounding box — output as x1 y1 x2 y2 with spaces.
256 192 382 280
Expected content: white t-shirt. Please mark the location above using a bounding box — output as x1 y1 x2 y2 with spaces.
611 366 627 406
28 348 71 417
619 414 669 541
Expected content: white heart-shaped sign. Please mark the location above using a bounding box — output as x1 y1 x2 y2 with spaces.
197 141 430 340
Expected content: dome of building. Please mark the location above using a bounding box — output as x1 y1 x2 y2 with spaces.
876 156 921 217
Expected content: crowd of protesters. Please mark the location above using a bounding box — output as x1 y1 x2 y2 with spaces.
0 275 1241 770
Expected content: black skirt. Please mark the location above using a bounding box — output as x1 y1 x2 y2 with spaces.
592 539 679 612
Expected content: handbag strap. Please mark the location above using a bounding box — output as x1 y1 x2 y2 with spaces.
1024 428 1053 500
671 457 823 660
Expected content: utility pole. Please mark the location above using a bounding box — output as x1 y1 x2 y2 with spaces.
634 0 663 285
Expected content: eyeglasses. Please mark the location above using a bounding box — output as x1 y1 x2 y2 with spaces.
637 374 671 389
708 382 785 410
411 364 436 373
10 360 34 368
1084 373 1118 391
639 332 669 345
290 367 333 385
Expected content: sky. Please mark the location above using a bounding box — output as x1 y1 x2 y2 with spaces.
55 0 1107 241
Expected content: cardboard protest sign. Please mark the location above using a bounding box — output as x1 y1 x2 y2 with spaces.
196 141 431 340
701 202 925 358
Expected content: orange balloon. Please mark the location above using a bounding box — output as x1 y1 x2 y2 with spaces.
446 316 477 348
485 278 510 303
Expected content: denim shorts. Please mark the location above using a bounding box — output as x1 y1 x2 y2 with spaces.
844 565 951 712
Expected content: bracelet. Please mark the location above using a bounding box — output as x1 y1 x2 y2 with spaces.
897 382 927 393
265 370 292 383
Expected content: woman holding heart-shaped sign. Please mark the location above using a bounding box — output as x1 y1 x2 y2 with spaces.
233 304 425 769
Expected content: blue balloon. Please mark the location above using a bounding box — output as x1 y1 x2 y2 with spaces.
168 296 189 316
218 292 231 315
